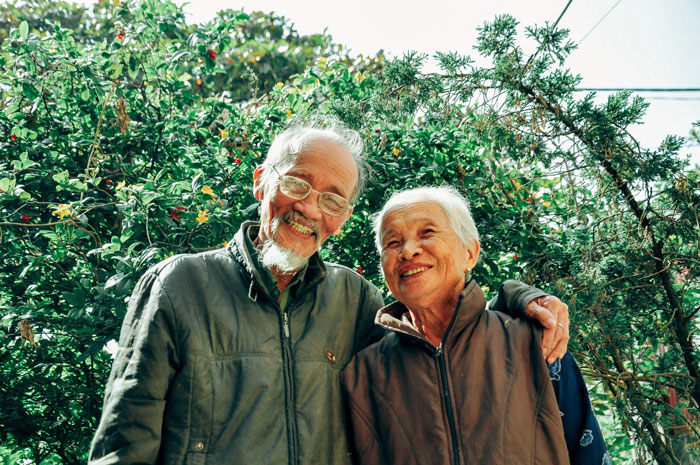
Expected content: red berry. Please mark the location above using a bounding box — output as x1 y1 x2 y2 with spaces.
176 206 185 211
208 49 216 59
21 214 30 222
356 266 364 275
243 132 248 137
105 179 112 185
374 129 380 134
513 254 518 259
10 134 16 141
234 158 242 164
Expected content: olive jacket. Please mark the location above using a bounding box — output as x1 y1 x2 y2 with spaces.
341 279 569 465
89 222 543 465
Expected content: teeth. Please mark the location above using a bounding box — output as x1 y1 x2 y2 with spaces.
288 219 314 235
402 266 428 277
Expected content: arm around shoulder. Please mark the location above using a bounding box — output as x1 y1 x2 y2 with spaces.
487 279 547 317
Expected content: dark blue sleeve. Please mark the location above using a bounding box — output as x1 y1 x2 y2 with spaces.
548 351 611 465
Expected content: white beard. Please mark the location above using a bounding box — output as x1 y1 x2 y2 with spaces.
258 215 313 273
258 239 309 273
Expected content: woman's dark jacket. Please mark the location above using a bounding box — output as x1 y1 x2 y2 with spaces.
340 280 570 465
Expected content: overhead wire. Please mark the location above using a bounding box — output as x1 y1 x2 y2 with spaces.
576 88 700 92
525 0 574 68
578 0 624 44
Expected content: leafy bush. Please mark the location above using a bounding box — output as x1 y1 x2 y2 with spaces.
0 2 698 464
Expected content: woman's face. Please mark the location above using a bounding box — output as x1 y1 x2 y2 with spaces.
379 201 479 312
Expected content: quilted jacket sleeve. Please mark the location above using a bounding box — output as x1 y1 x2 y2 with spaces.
486 279 547 318
89 270 180 465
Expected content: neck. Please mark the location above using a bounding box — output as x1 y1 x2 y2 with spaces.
273 268 296 293
408 305 454 347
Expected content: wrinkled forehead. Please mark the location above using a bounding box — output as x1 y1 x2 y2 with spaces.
380 200 446 233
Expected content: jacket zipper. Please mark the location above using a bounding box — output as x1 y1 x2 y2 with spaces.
436 346 460 465
280 308 299 465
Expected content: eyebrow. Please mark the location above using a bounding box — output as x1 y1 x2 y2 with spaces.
287 170 349 198
381 219 439 238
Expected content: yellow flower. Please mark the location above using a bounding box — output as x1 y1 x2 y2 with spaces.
512 179 521 190
52 204 72 219
318 57 327 63
143 81 148 87
116 180 126 190
196 209 209 223
201 186 217 199
356 72 365 83
276 82 284 88
392 147 400 157
222 241 228 248
286 109 292 117
542 201 551 207
220 129 229 140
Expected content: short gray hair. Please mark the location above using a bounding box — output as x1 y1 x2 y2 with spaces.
373 185 480 252
258 116 367 204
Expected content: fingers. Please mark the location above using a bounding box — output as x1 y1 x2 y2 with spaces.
547 319 570 364
528 295 570 362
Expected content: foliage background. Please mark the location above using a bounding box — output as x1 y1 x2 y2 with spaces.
0 1 698 463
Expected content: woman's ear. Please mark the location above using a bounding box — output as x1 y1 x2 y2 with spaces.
464 239 480 273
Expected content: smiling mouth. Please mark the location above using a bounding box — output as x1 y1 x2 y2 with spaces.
287 218 315 236
401 266 429 278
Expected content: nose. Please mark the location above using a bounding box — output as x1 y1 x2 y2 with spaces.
293 191 323 220
399 238 421 260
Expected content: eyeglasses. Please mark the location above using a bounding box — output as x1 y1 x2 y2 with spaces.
269 165 351 216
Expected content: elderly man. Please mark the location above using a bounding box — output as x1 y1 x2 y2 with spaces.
341 186 609 465
89 118 570 465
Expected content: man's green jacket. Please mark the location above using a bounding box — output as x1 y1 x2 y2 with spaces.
89 222 544 465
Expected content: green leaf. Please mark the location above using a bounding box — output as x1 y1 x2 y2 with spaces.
19 21 28 39
0 178 15 192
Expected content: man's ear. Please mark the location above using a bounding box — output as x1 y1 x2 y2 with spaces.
253 166 264 200
331 207 354 236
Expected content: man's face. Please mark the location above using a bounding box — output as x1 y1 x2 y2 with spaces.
255 138 357 263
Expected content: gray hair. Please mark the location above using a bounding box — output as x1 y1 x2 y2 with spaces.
258 116 367 204
373 185 480 252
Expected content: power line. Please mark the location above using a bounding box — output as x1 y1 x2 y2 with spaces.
578 0 624 44
575 88 700 92
552 0 574 30
525 0 574 68
645 97 700 101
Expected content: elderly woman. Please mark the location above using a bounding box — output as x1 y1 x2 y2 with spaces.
341 186 609 465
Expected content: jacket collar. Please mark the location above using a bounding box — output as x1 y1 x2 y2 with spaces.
229 221 328 299
375 279 487 348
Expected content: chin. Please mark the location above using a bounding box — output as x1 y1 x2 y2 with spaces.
259 239 310 273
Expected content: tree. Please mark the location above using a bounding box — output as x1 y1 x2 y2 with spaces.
0 1 697 463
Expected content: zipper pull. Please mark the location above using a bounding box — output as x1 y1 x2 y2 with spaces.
435 345 443 357
283 312 290 339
